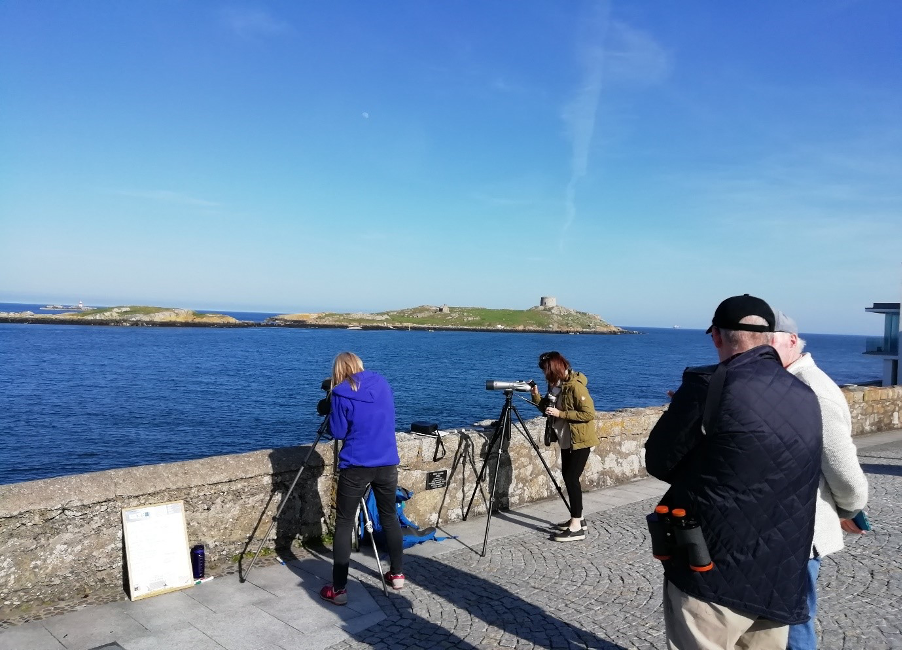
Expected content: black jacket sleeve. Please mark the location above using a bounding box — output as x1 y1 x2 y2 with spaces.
644 368 711 482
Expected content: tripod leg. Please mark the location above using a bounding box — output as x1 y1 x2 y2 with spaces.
463 420 506 520
433 434 468 528
510 405 570 512
244 423 328 582
359 494 388 596
480 402 511 557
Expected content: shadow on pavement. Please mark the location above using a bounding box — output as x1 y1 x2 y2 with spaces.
290 546 629 649
860 462 902 477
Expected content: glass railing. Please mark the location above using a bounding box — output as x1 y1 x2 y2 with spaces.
865 336 898 355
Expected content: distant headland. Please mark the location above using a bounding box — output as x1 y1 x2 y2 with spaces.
0 305 241 326
0 297 633 334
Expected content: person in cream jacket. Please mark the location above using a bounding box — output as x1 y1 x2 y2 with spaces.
771 311 869 650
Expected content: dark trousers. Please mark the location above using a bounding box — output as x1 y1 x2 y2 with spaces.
332 465 404 589
561 447 591 519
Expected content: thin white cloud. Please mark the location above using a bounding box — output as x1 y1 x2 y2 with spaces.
113 190 222 208
674 130 902 212
655 131 902 282
559 3 609 247
222 7 293 40
559 6 671 248
605 22 671 85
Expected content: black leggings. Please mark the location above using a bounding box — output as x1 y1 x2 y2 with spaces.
561 447 591 519
332 465 404 589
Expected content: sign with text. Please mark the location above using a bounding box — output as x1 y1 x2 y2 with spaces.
425 470 447 490
122 501 194 601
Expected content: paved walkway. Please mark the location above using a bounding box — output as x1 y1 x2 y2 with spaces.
3 430 901 650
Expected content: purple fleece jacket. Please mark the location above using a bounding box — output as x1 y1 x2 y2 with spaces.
328 370 400 469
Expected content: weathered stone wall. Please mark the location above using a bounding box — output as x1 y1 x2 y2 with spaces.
1 385 899 615
844 385 902 434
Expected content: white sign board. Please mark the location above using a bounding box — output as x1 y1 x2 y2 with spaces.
122 501 194 601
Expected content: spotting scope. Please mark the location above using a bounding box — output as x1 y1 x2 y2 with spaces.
485 380 534 392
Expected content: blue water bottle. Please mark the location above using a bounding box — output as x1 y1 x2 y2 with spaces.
191 544 205 579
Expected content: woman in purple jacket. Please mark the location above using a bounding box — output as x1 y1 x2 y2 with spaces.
320 352 404 606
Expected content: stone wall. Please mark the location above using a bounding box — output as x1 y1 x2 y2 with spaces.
844 385 902 433
1 385 899 616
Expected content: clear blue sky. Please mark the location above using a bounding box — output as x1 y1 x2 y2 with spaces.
1 1 900 334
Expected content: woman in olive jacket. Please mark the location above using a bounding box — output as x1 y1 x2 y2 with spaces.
530 351 598 542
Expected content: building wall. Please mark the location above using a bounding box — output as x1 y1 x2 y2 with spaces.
1 385 900 616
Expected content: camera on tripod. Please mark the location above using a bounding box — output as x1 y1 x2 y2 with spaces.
485 380 535 392
316 378 332 416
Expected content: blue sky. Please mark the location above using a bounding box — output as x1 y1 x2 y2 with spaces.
1 1 900 334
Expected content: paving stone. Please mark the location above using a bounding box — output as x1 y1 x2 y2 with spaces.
118 626 223 650
326 438 902 650
4 434 901 650
0 622 65 650
40 603 148 650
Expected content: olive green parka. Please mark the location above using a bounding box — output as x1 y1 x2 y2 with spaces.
532 370 598 450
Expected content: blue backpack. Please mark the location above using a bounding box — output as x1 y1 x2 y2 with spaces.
358 487 450 549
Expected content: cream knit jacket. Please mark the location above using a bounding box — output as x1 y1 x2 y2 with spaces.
788 353 869 558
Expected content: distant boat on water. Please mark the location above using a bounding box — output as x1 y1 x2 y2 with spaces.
346 325 362 330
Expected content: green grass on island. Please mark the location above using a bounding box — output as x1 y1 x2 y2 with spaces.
271 304 626 333
76 305 176 317
1 302 629 332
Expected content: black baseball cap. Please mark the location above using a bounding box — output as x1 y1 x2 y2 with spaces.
705 294 775 334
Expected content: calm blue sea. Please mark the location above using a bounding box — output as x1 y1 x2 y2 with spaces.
0 302 881 485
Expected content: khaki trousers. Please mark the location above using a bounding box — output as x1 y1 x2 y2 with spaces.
663 579 789 650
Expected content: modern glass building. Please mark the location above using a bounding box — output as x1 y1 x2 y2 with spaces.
865 302 900 386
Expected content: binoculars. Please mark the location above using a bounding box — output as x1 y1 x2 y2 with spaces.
646 505 714 572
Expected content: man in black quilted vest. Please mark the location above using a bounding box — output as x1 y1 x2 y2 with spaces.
645 294 822 650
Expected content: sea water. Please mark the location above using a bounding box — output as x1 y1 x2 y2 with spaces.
0 304 880 484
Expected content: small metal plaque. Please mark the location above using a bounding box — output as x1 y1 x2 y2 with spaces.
425 470 447 490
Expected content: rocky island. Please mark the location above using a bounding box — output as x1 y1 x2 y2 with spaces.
0 306 241 327
0 297 631 333
268 298 629 334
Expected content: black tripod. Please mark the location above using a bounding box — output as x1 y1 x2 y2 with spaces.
464 389 570 556
242 418 388 596
432 431 486 530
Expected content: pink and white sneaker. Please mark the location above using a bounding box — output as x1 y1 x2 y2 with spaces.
383 572 405 590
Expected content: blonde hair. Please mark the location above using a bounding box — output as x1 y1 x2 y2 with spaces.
332 352 364 391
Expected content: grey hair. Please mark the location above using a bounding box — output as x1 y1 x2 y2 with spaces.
771 331 808 354
719 315 772 350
